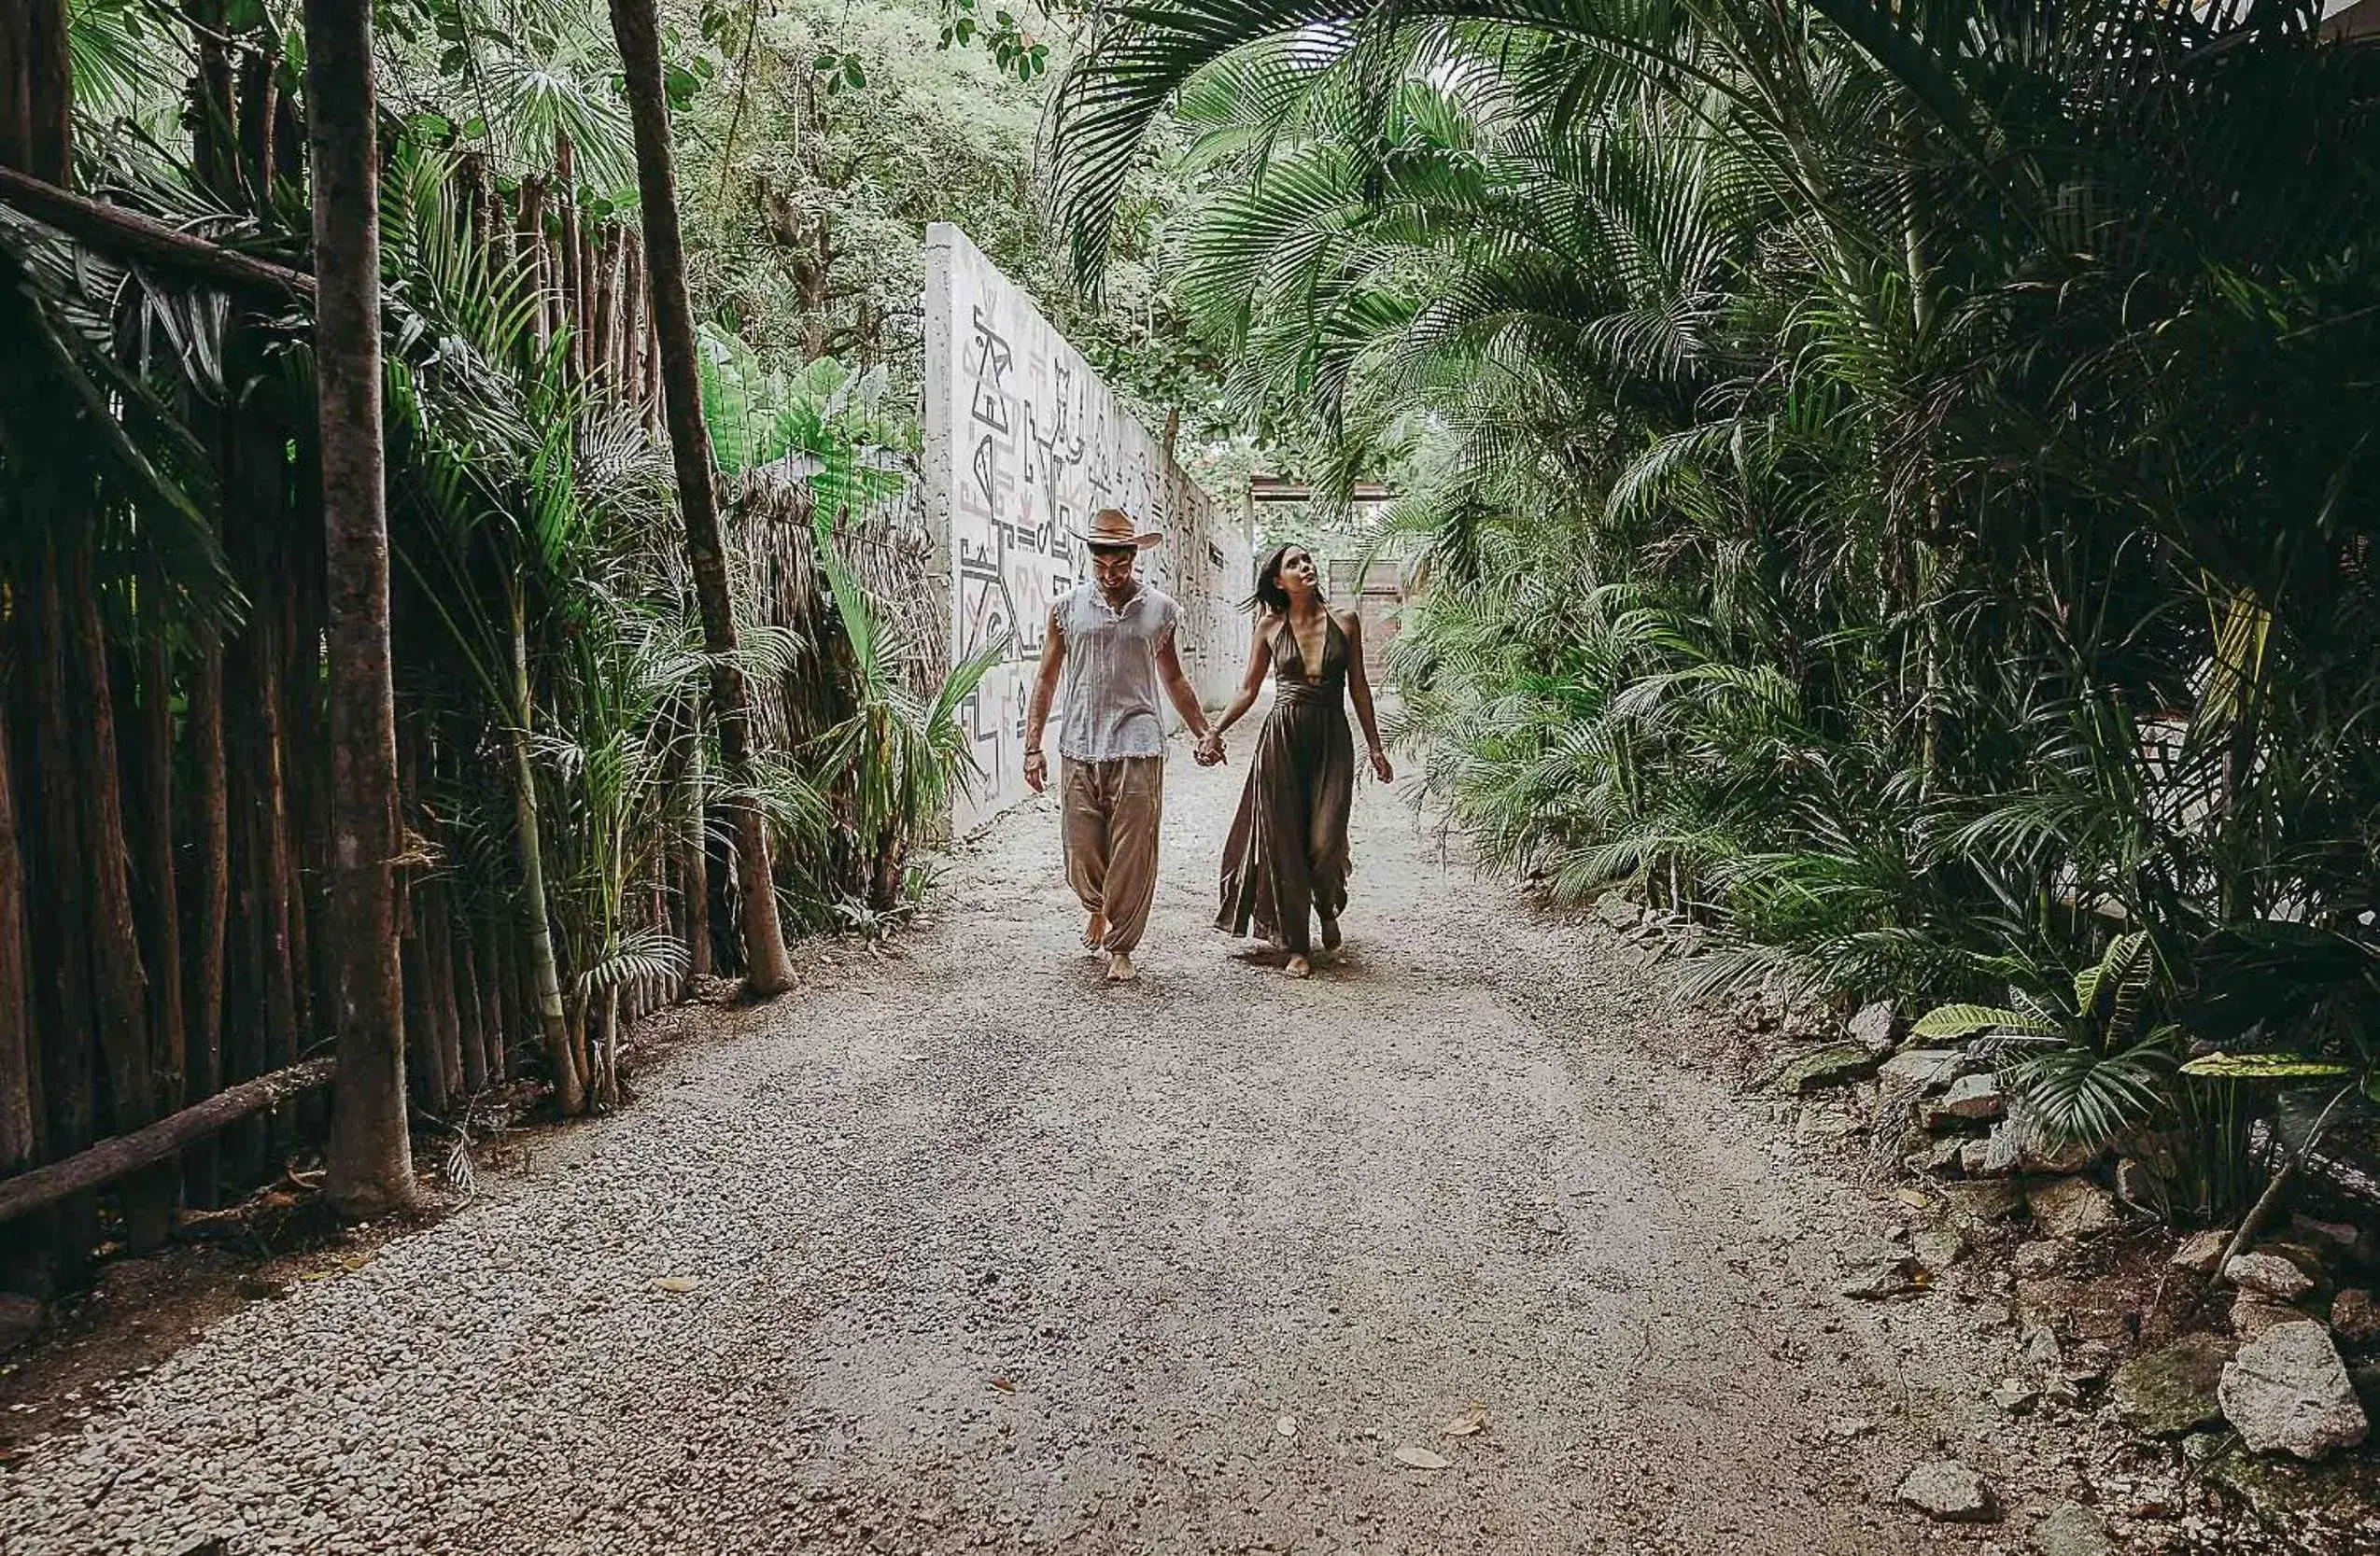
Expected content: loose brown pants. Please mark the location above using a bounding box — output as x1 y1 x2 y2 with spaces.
1063 755 1164 955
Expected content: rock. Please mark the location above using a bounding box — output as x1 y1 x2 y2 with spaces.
2348 1357 2380 1415
1595 891 1642 929
2218 1320 2371 1460
2232 1294 2308 1340
1796 1100 1866 1142
2172 1228 2232 1275
1908 1137 1965 1177
2024 1325 2066 1370
1838 1237 1923 1299
2113 1156 2154 1209
1894 1459 1997 1522
2290 1213 2361 1256
1960 1139 1996 1177
1666 922 1709 960
2011 1240 2063 1277
1934 1072 2007 1123
2331 1288 2379 1347
1992 1379 2040 1415
2110 1333 2232 1437
1940 1179 2025 1232
0 1293 42 1353
1880 1047 1966 1089
1847 1000 1900 1056
1914 1222 1968 1271
2033 1500 2112 1556
1767 1041 1880 1096
2226 1252 2316 1301
2029 1176 2123 1241
1824 1416 1876 1440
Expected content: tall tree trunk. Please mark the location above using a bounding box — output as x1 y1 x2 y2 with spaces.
456 919 487 1097
516 175 550 362
682 742 711 984
610 0 796 997
509 594 584 1114
424 882 464 1106
479 914 508 1085
556 132 584 382
184 626 228 1207
0 693 35 1180
28 545 97 1279
623 232 647 417
63 537 164 1246
305 0 417 1218
592 224 621 394
133 565 187 1238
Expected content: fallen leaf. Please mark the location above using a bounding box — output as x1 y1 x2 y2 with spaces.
1441 1405 1488 1437
1274 1414 1299 1438
991 1378 1015 1394
650 1276 700 1294
1394 1446 1452 1470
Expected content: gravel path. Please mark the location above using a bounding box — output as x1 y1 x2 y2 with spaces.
1 728 2030 1556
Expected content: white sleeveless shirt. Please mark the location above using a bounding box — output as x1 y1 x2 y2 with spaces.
1053 581 1179 763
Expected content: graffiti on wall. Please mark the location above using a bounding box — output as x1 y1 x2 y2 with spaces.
925 223 1250 833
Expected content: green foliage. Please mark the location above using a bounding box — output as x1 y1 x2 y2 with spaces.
1051 0 2380 1218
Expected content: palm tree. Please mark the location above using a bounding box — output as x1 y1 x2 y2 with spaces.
305 0 418 1217
607 0 796 997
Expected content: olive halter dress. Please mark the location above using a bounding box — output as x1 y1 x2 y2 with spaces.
1216 610 1357 956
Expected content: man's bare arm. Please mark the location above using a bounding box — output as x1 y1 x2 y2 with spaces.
1022 609 1064 792
1154 630 1214 744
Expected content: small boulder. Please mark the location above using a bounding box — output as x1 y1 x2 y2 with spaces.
2226 1251 2316 1302
2290 1213 2361 1257
1908 1137 1965 1177
2034 1500 2113 1556
2171 1228 2232 1275
1939 1179 2025 1232
1960 1138 1995 1177
2218 1320 2370 1460
1934 1072 2007 1123
1838 1237 1923 1299
2330 1288 2379 1348
2110 1333 2232 1437
2232 1294 2308 1340
1767 1041 1880 1096
0 1293 42 1353
1595 891 1642 929
1880 1047 1967 1089
2029 1176 2124 1241
1895 1459 1997 1522
1914 1222 1969 1271
1992 1379 2040 1415
1848 1000 1900 1056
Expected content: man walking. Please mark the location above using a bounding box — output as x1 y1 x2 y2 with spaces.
1023 507 1219 982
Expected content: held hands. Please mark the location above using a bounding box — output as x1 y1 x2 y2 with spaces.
1369 745 1394 783
1023 749 1049 793
1194 729 1227 767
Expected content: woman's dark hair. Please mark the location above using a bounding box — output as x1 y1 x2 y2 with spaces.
1244 543 1324 616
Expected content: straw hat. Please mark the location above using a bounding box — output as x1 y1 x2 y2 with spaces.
1074 507 1162 551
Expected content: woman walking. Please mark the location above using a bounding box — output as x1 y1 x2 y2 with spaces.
1202 544 1392 977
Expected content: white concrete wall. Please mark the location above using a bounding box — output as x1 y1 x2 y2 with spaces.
923 222 1251 834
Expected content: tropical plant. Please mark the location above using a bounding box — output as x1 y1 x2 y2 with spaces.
1049 0 2380 1221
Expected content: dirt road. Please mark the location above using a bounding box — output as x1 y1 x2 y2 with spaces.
2 730 2026 1555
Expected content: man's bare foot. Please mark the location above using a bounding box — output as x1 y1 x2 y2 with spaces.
1284 954 1312 979
1319 916 1343 952
1083 912 1106 954
1106 950 1139 983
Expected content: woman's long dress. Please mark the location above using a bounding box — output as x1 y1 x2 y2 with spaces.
1216 612 1357 956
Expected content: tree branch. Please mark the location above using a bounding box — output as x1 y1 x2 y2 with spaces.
0 165 315 301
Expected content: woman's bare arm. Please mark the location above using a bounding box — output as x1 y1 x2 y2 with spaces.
1202 614 1277 755
1341 610 1392 780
